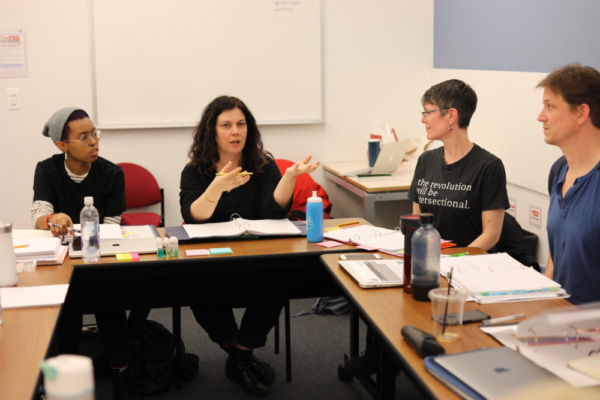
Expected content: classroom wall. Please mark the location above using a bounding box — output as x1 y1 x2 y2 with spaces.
0 1 559 266
0 0 433 229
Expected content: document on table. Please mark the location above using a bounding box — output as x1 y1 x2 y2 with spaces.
183 218 301 239
439 253 568 303
324 225 404 252
0 284 69 308
12 237 63 261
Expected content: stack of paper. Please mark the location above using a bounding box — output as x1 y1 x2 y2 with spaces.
440 253 569 303
13 237 65 264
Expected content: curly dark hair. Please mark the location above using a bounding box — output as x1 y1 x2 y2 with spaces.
187 96 271 175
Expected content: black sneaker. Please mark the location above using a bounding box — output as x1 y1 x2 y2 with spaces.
248 354 275 385
112 369 144 400
226 357 269 397
343 353 378 377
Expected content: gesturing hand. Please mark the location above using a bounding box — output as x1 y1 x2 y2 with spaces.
214 161 251 193
285 154 320 178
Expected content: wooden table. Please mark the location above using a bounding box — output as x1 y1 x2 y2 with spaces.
0 261 73 400
323 161 412 224
0 218 361 400
320 249 573 399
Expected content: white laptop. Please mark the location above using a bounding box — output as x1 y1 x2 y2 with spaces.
69 237 158 258
428 347 566 400
349 139 411 176
338 259 404 288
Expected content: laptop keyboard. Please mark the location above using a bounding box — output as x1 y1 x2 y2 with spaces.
365 261 398 281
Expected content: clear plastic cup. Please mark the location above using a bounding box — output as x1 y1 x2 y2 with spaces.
428 287 467 342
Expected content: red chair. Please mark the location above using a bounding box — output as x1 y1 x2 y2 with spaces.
275 159 332 219
117 162 165 227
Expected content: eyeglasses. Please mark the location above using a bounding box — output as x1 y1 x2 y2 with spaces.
62 130 102 145
421 108 448 118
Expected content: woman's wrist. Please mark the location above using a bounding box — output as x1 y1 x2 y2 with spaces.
45 213 55 228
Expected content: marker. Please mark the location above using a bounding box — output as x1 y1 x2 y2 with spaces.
450 251 469 257
215 172 253 176
482 313 525 325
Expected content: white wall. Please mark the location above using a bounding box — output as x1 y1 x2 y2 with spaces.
0 0 433 229
1 1 551 265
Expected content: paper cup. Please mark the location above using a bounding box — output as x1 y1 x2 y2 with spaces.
429 287 467 342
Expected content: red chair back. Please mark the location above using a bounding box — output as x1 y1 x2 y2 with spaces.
276 159 332 219
117 162 164 226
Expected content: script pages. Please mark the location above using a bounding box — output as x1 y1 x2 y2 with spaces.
324 225 404 253
183 218 301 239
439 253 568 303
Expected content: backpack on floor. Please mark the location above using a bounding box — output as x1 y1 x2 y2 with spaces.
128 319 199 395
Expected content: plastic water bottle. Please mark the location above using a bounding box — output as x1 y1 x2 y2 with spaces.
306 190 324 243
80 197 100 263
411 213 440 301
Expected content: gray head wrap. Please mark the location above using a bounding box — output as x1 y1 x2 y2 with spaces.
42 107 81 144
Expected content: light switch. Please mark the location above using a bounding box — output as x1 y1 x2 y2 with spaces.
6 87 21 110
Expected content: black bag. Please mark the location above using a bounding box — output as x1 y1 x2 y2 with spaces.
128 319 199 395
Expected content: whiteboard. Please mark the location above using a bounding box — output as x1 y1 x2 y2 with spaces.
93 0 322 129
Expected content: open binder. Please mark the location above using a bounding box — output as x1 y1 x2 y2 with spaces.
324 225 404 252
181 217 302 240
480 302 600 387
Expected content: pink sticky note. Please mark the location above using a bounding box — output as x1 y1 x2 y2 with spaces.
316 241 344 248
131 253 140 261
186 249 210 257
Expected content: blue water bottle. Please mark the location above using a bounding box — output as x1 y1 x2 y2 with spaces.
306 190 324 242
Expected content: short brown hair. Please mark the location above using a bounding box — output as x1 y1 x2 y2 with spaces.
537 63 600 129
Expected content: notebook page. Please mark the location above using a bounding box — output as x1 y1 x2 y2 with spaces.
245 219 301 236
440 253 560 294
13 237 62 259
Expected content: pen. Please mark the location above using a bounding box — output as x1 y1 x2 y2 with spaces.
13 244 29 249
482 313 525 325
337 220 360 228
48 223 80 233
450 251 469 257
215 172 254 176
